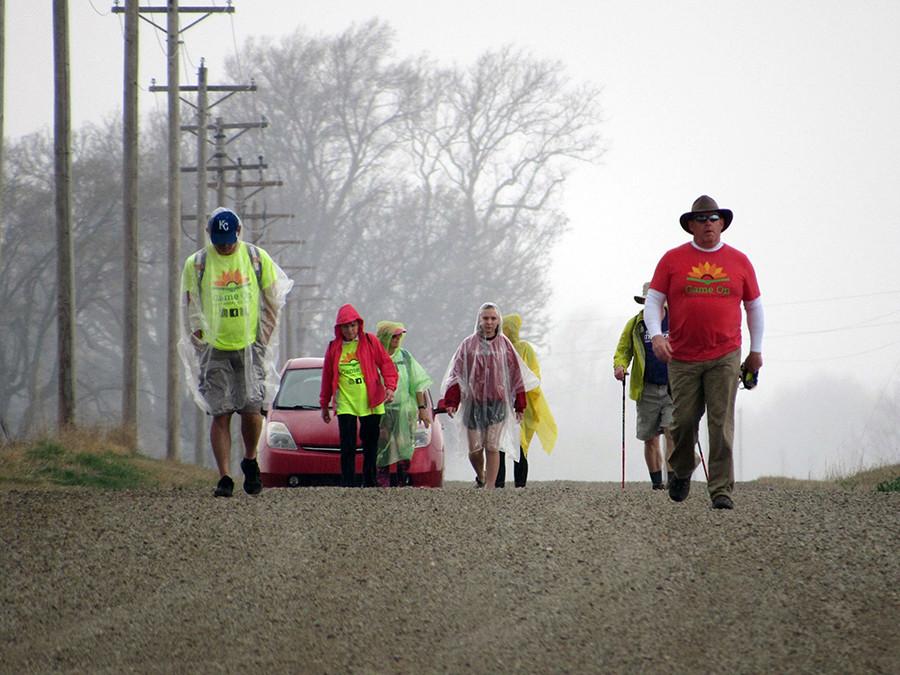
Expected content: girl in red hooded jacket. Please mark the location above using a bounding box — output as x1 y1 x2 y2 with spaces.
320 304 399 487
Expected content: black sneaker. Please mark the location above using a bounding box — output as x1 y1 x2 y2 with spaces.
652 482 666 490
711 494 734 510
241 458 263 495
214 475 234 498
668 476 690 502
474 477 485 489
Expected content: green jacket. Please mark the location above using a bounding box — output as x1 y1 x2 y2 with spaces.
613 310 648 402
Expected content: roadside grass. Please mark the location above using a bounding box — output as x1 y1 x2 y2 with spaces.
0 427 216 490
755 462 900 493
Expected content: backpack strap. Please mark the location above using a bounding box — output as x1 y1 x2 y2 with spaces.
194 248 207 288
245 243 263 287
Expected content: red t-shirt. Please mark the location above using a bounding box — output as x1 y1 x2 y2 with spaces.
650 242 760 362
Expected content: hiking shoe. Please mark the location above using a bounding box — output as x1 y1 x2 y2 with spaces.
668 476 690 502
214 475 234 498
240 458 263 495
711 494 734 510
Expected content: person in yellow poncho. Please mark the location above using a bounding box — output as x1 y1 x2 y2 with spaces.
497 313 557 487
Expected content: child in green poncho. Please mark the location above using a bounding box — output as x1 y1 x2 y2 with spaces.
375 321 433 486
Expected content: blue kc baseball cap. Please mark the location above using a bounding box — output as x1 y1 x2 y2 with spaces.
207 207 240 245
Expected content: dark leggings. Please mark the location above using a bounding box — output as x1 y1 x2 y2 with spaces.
338 414 381 487
496 447 529 488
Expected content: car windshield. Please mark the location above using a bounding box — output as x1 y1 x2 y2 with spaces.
274 368 322 409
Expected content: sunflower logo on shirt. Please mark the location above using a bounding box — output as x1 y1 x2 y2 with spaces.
687 262 730 285
213 269 250 288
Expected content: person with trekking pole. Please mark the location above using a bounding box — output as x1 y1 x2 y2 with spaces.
180 207 293 498
645 195 764 510
613 282 675 490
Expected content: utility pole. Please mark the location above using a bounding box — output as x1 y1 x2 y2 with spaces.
121 0 139 446
0 0 5 268
158 71 265 464
165 0 181 461
53 0 75 428
193 60 208 466
118 1 235 461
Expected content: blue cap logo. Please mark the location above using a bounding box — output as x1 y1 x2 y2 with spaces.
208 207 240 245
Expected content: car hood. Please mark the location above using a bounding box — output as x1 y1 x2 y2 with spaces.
268 408 340 448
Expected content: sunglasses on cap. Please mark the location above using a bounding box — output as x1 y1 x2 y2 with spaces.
692 214 721 223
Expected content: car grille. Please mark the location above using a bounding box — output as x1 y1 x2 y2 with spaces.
301 445 362 453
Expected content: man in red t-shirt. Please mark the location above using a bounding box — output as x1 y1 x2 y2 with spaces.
644 195 764 509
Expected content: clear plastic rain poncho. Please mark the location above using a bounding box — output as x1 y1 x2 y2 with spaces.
440 303 540 461
375 321 433 467
501 313 558 456
178 240 293 415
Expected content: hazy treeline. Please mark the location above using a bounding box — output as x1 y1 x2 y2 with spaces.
0 20 603 455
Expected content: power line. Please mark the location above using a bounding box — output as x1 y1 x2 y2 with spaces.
767 289 900 308
766 319 900 339
767 339 900 362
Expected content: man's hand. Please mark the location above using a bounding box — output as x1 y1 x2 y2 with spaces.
515 410 523 423
321 407 331 424
384 388 395 404
614 365 627 381
445 405 457 418
190 330 205 352
651 335 672 364
743 351 763 374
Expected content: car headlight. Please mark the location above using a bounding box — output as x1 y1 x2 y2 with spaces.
414 425 431 448
266 421 297 450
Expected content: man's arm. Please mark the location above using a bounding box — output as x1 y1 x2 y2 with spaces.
644 290 672 364
258 287 278 345
744 297 764 372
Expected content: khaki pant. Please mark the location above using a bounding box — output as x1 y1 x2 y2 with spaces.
667 349 741 498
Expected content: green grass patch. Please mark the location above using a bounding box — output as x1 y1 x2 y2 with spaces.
1 427 217 491
876 476 900 493
32 450 151 490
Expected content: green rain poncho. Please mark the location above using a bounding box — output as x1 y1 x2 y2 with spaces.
502 313 558 456
375 321 433 467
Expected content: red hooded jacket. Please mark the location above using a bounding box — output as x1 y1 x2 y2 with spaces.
320 304 399 411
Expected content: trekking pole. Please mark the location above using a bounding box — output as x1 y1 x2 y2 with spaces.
696 438 709 481
621 375 626 491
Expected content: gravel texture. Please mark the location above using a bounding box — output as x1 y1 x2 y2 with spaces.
1 481 898 674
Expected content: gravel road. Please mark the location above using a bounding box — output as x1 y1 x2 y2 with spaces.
1 482 897 674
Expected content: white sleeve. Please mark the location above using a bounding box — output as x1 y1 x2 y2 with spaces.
745 297 764 352
644 290 666 337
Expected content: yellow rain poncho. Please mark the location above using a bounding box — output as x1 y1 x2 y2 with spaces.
501 313 557 455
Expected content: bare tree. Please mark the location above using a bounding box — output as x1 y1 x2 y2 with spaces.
225 24 604 379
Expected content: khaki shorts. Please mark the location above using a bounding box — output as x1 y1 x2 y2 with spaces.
635 383 673 441
198 344 266 416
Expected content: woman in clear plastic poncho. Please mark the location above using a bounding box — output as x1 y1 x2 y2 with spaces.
440 302 539 489
497 313 558 488
375 321 433 486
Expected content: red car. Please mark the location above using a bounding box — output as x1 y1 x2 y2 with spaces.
259 357 445 487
